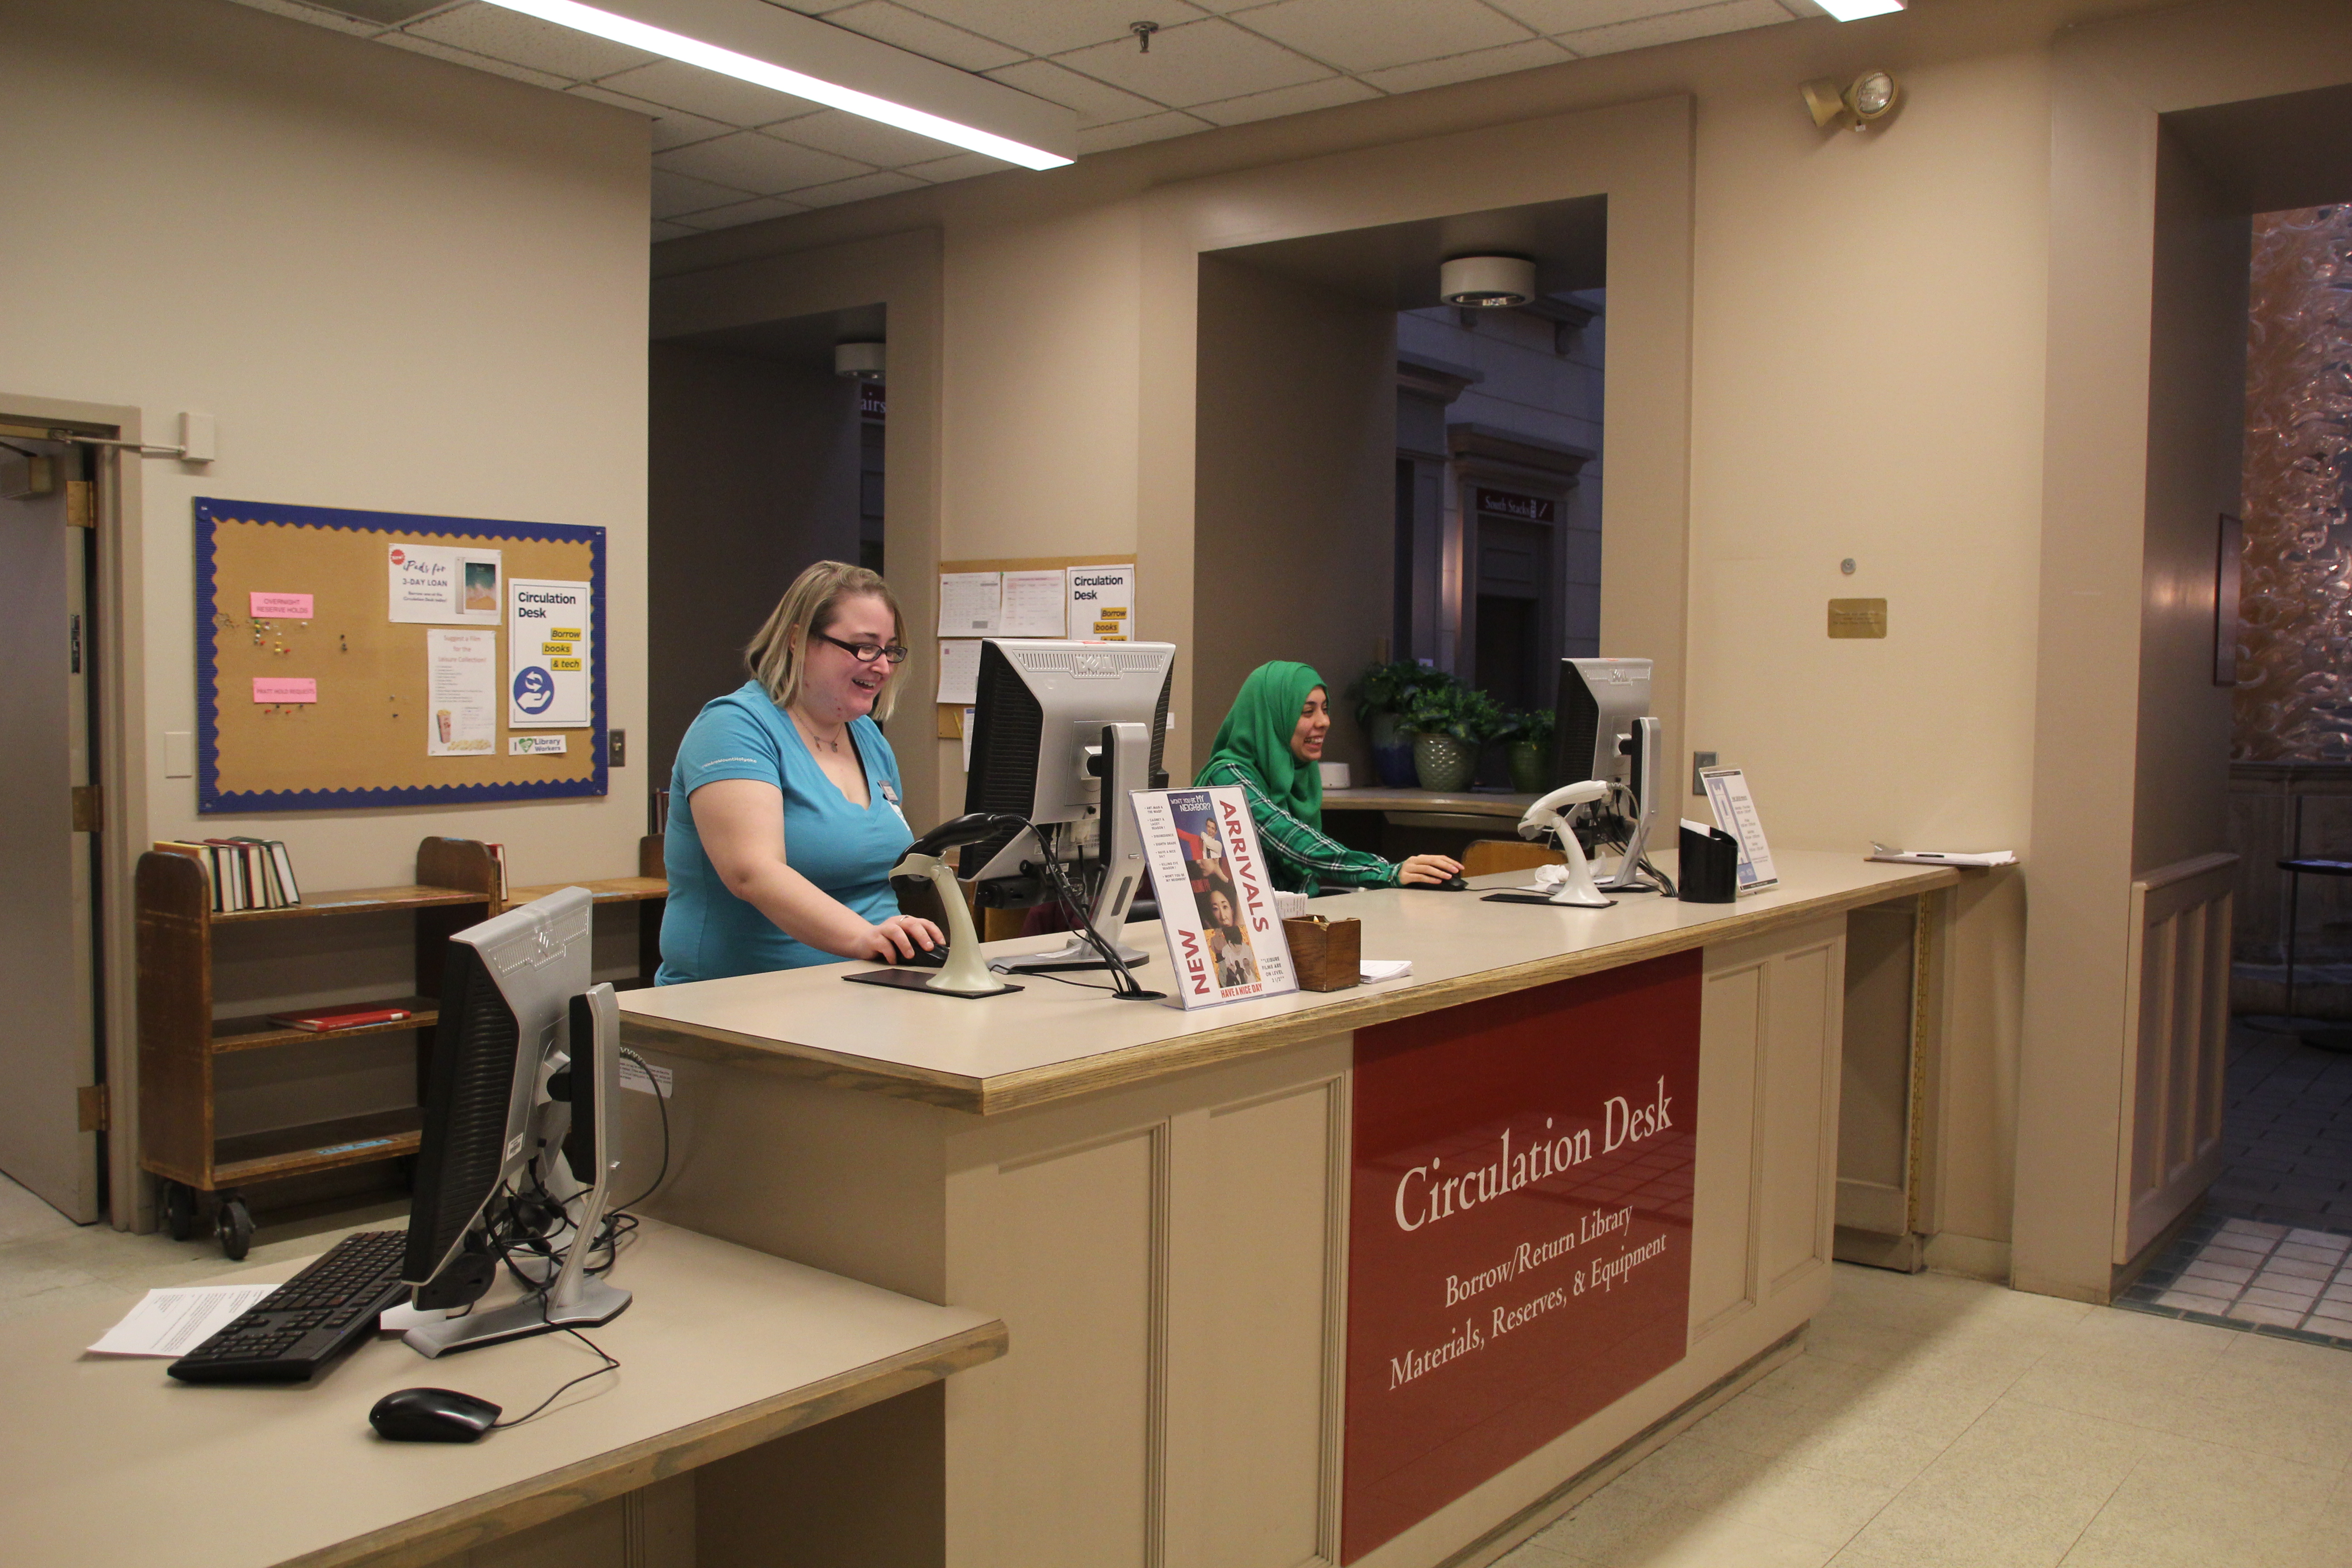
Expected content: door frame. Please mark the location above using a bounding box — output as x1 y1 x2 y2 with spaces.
0 392 147 1229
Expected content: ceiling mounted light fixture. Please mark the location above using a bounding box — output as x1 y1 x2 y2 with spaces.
1813 0 1905 19
1439 255 1537 309
477 0 1075 170
835 342 886 382
1801 69 1900 130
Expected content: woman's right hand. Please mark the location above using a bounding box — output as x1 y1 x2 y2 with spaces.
1396 853 1465 886
857 913 945 962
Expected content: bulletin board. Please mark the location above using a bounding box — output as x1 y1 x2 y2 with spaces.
932 554 1137 739
196 497 607 813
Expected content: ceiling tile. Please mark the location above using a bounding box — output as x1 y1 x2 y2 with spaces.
671 194 812 230
374 30 571 88
1483 0 1687 31
1232 0 1534 75
227 0 390 37
1356 35 1573 93
652 219 702 241
594 59 821 126
891 0 1210 58
564 84 736 151
765 107 965 167
900 149 1018 183
652 167 754 218
1074 110 1215 154
402 3 657 78
1557 0 1791 55
982 59 1166 126
1189 74 1379 126
784 170 931 208
1053 18 1331 108
820 2 1027 72
659 131 871 192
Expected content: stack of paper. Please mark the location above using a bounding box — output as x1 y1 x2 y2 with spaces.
1360 960 1412 983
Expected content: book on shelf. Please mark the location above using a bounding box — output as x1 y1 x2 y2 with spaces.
485 842 508 902
152 838 303 913
263 1004 414 1033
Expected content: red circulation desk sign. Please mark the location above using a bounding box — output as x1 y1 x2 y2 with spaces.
1342 951 1700 1562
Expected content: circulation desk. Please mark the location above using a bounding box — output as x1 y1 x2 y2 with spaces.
617 851 1955 1568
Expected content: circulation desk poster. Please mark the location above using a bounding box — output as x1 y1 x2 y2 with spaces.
1343 952 1701 1561
1131 786 1297 1008
507 577 593 728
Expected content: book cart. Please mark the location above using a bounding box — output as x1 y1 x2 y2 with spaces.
137 835 672 1257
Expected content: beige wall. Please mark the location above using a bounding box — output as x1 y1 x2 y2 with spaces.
1 0 649 1218
1192 256 1396 770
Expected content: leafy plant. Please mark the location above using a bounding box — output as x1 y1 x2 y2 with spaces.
1402 680 1505 744
1352 659 1455 725
1508 706 1555 750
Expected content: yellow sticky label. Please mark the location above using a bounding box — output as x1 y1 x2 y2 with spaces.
1098 606 1127 619
1092 621 1124 636
549 657 583 671
541 641 573 656
550 627 582 640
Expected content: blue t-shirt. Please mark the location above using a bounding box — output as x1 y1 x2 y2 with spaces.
656 682 914 984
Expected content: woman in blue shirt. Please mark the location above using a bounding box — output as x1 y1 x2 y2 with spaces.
656 561 942 984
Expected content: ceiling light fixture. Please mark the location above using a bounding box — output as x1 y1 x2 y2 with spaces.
1439 255 1536 309
834 342 886 382
1813 0 1904 19
478 0 1075 170
1801 70 1900 130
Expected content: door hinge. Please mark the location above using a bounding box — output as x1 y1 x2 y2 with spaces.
71 784 103 833
77 1085 108 1133
65 479 95 529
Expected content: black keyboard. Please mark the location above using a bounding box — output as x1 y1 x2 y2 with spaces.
168 1230 411 1384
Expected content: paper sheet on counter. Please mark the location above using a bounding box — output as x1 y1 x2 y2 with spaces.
937 639 982 705
89 1283 283 1357
1867 845 2016 867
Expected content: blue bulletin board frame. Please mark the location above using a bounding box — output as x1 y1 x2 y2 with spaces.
196 497 608 813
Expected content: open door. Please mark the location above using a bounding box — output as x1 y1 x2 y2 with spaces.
0 429 101 1222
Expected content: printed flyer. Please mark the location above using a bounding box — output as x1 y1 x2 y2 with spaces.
507 577 593 728
1131 785 1296 1009
387 541 501 626
424 630 497 757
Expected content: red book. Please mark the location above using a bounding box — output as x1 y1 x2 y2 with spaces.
265 1005 414 1033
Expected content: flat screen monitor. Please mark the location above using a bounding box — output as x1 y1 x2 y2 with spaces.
404 884 630 1354
1553 657 1653 790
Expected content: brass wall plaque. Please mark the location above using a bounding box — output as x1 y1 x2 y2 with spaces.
1828 598 1887 638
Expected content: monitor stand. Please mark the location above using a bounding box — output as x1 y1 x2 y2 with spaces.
995 720 1154 976
1596 716 1662 892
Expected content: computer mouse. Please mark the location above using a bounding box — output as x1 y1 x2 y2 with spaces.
885 943 947 967
369 1386 502 1443
1405 874 1470 892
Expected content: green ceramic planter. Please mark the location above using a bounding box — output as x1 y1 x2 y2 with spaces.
1508 740 1547 795
1412 732 1475 793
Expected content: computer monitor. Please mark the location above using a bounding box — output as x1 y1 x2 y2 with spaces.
963 638 1175 971
1553 657 1661 892
399 886 631 1357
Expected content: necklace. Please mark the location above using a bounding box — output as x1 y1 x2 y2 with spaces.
793 710 845 755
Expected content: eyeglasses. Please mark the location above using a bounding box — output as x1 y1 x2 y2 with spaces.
813 631 910 666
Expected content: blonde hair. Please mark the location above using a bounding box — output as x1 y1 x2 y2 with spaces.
745 561 909 720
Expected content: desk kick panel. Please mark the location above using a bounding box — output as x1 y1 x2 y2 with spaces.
1344 951 1700 1562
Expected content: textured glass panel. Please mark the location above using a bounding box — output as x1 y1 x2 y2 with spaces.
2237 205 2352 760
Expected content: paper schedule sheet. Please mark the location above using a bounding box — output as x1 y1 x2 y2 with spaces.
999 569 1067 637
937 638 983 705
938 572 1002 636
88 1283 283 1357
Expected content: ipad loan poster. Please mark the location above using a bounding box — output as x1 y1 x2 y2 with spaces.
508 578 592 728
1132 786 1296 1009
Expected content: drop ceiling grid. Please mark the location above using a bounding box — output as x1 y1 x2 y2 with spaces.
231 0 1817 238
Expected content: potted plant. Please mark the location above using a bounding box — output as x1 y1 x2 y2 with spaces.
1506 707 1554 794
1353 660 1447 788
1403 682 1494 793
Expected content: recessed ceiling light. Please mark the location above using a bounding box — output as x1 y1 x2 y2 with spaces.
479 0 1075 171
1815 0 1904 19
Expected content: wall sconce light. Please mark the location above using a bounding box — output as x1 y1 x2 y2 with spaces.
1439 255 1536 309
1802 70 1899 131
834 342 887 381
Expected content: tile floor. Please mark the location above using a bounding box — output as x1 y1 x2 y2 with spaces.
2119 1214 2352 1343
13 1171 2352 1567
2208 1023 2352 1235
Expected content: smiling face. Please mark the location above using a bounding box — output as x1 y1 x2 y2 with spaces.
1289 686 1331 764
798 592 898 723
1208 888 1237 930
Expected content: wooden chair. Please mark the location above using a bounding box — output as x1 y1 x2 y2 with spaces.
1460 838 1560 879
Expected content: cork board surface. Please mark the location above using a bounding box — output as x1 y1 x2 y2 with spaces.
196 497 606 812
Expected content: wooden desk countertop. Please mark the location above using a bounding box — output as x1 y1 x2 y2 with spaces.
1320 786 1535 816
620 850 1960 1118
0 1221 1003 1568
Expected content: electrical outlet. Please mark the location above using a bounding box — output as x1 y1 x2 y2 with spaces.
1691 751 1717 795
609 730 627 767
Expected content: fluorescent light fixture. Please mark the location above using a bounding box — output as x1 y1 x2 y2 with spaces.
1814 0 1905 18
480 0 1074 170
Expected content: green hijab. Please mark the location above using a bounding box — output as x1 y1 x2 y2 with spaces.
1199 661 1325 823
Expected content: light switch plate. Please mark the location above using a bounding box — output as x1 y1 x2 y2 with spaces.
1690 751 1717 796
165 730 195 779
609 729 627 767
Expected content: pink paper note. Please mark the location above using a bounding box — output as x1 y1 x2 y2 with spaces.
252 677 317 704
249 592 313 619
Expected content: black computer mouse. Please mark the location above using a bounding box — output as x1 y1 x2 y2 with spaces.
1405 874 1470 892
370 1387 502 1443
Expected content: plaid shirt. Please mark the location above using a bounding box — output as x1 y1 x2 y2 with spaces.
1196 758 1399 895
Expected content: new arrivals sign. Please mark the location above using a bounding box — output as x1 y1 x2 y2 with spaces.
1342 952 1700 1561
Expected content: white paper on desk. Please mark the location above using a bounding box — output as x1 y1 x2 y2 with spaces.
938 572 1001 636
1868 847 2017 867
1000 570 1066 637
88 1283 282 1357
1361 959 1412 982
936 638 982 705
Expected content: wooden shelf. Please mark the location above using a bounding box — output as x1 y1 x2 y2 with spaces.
210 996 437 1054
211 883 490 925
508 875 667 906
212 1107 423 1185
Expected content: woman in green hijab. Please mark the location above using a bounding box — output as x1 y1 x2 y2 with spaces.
1196 661 1464 894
